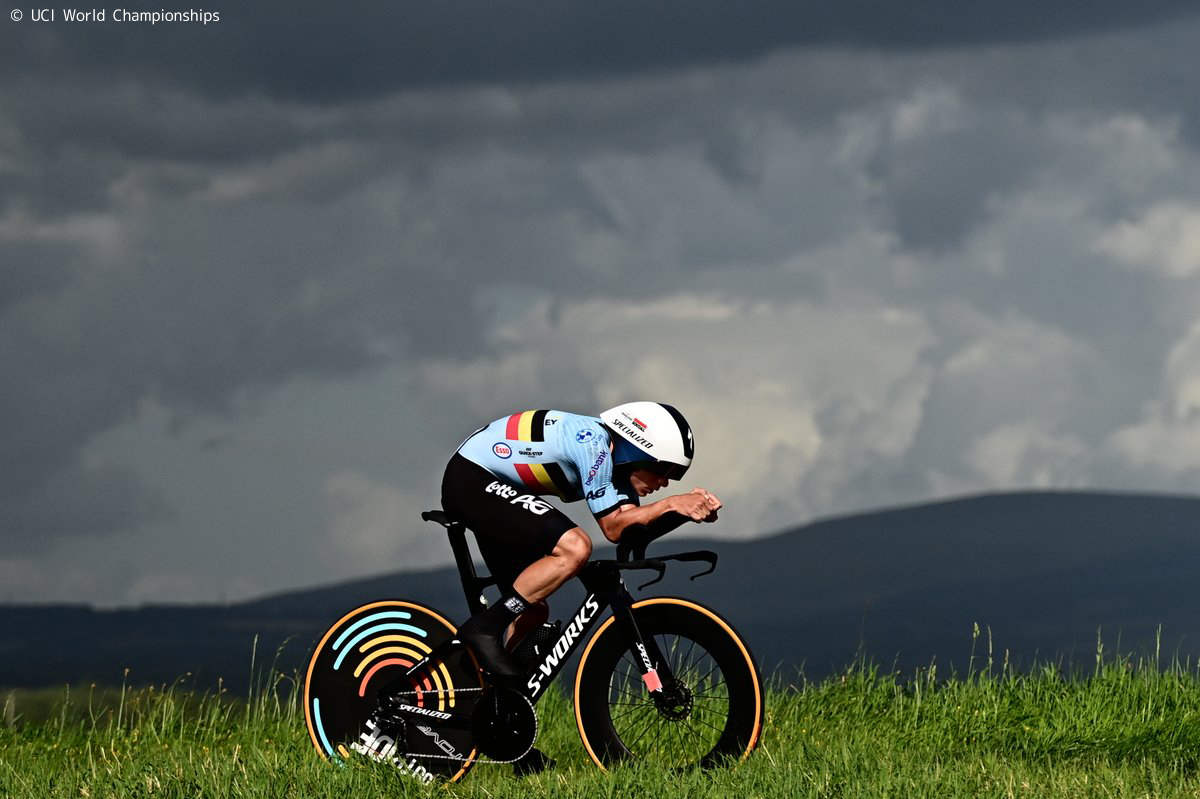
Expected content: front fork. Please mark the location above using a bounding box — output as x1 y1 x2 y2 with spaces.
607 589 673 694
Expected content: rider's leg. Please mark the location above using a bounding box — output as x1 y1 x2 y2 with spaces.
459 528 589 642
505 600 549 649
512 527 592 602
440 456 585 679
457 529 590 679
505 528 590 645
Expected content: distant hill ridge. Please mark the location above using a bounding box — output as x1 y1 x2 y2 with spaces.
3 490 1200 690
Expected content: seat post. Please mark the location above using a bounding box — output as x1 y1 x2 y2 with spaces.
446 522 490 616
423 509 494 616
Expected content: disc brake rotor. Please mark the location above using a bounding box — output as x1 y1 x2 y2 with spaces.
654 680 694 721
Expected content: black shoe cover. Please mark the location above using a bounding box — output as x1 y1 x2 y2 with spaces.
457 620 524 680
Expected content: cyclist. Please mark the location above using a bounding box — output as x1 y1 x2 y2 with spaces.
442 402 722 681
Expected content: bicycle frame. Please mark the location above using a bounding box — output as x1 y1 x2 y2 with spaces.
388 512 720 709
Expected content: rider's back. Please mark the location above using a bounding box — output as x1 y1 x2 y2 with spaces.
456 409 633 513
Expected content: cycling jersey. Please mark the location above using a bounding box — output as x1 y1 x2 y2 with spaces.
455 410 637 518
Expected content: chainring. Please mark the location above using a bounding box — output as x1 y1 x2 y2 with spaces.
469 686 538 762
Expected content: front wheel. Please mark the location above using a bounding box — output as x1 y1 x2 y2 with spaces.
573 597 763 770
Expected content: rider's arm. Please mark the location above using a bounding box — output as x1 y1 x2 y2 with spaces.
596 491 718 543
644 510 690 538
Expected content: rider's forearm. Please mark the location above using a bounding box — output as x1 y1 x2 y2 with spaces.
644 511 689 538
598 495 688 543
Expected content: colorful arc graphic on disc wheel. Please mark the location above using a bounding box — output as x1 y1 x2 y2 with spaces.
303 600 482 783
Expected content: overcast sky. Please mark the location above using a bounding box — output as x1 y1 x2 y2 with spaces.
4 2 1200 606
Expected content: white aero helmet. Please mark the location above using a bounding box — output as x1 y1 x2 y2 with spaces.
599 401 694 479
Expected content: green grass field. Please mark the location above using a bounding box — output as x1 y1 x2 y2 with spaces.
6 644 1200 799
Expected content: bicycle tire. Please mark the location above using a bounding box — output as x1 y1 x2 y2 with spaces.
573 597 763 770
304 600 482 783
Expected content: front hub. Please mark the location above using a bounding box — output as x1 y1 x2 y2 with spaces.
653 679 694 721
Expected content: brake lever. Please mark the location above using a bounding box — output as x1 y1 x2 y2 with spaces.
636 560 667 591
661 550 718 581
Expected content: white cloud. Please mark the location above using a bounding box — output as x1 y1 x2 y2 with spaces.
1096 202 1200 278
915 311 1103 490
421 294 936 535
1107 321 1200 473
965 424 1087 489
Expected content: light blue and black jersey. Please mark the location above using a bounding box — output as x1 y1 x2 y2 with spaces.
456 410 638 517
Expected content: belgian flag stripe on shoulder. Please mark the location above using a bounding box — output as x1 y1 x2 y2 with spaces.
505 410 549 441
530 410 548 441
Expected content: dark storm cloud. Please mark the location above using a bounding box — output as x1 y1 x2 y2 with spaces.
2 1 1196 100
0 178 488 551
864 109 1041 250
0 246 76 312
3 0 1200 592
0 460 169 555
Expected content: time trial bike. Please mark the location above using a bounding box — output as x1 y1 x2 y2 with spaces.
302 509 763 782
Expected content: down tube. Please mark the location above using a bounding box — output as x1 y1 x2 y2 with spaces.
524 593 608 701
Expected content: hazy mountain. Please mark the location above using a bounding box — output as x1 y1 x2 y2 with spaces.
3 491 1198 691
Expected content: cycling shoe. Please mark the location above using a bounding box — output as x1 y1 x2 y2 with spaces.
456 621 524 681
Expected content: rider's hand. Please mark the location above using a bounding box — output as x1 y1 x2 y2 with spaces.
674 489 722 522
693 488 721 522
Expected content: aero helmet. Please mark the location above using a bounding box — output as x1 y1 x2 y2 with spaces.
599 401 694 479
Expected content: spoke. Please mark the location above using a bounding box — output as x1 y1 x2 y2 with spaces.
691 692 729 705
614 698 659 732
624 711 665 752
681 714 710 744
686 691 729 705
691 680 727 697
612 680 644 698
674 660 708 685
691 699 729 712
679 636 699 671
682 717 717 754
692 660 722 688
691 698 729 715
610 682 644 702
685 710 728 736
657 634 673 669
609 703 653 723
618 708 663 750
614 708 657 734
602 630 740 766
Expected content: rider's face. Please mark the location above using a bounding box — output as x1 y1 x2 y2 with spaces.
629 469 670 496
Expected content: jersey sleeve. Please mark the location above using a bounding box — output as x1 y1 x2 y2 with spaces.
561 418 636 517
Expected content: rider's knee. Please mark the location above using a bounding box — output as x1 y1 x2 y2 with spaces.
555 527 592 569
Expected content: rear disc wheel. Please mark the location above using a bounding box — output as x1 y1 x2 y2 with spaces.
303 600 482 783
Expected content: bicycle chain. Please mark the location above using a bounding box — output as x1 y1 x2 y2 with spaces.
365 686 537 765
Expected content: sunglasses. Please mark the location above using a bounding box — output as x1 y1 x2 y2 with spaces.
635 461 688 480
